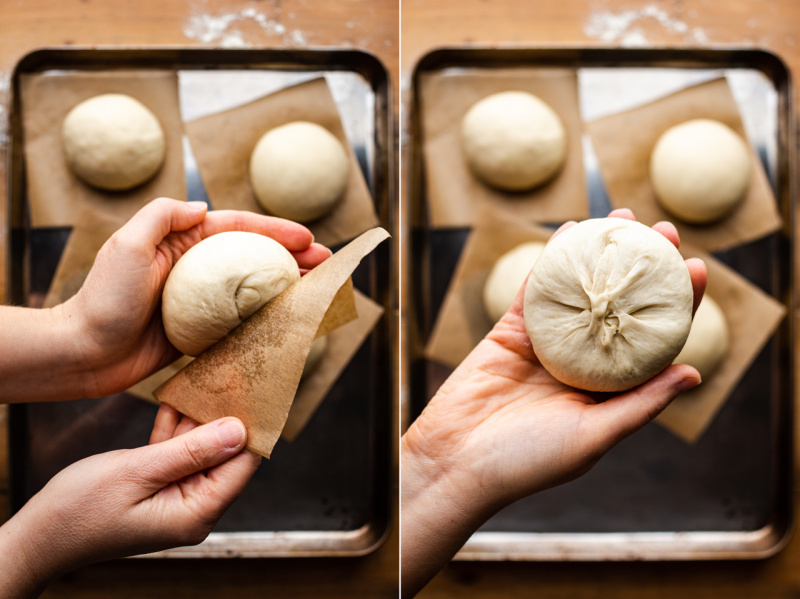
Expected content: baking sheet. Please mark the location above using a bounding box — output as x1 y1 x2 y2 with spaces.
7 48 394 557
407 48 793 560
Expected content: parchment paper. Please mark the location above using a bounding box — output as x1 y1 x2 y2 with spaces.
154 227 389 458
425 207 555 368
420 68 588 228
184 77 378 247
656 244 786 442
586 78 781 252
43 207 126 309
281 289 384 442
20 71 186 228
128 356 195 404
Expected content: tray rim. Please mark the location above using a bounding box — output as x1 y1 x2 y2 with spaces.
5 45 396 559
402 45 796 561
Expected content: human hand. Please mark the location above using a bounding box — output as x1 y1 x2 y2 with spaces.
0 403 260 598
400 209 707 596
60 197 330 398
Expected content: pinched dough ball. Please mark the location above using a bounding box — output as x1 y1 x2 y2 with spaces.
461 91 568 191
673 295 729 380
162 231 300 356
524 218 693 392
650 119 751 224
62 93 166 191
483 241 546 322
250 121 350 223
301 335 329 380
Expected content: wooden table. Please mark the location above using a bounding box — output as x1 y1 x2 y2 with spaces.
0 1 398 597
402 1 800 597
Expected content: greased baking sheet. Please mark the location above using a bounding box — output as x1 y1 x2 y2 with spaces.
6 48 395 558
405 48 794 560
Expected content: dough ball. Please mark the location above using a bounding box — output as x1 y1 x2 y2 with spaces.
673 295 729 380
483 241 546 322
249 121 349 223
460 91 568 191
162 231 300 356
524 218 693 392
302 335 329 380
650 119 751 224
62 93 166 191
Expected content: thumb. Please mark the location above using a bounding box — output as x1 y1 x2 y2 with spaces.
118 197 208 249
586 364 701 448
135 417 248 490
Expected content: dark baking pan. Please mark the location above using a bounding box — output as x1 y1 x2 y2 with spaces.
6 47 395 558
404 47 794 560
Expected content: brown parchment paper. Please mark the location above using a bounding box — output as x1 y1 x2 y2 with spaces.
586 78 781 252
20 71 186 228
128 356 195 404
184 77 378 248
282 289 384 442
656 244 786 442
420 68 588 228
154 227 389 458
425 207 555 368
42 207 126 308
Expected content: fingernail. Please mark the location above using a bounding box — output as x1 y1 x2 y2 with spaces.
216 419 246 449
676 375 701 393
187 201 208 211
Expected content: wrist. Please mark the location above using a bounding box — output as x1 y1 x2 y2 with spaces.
0 507 63 598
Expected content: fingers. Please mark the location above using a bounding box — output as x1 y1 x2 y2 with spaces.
652 221 680 249
686 257 708 315
199 209 314 252
585 364 701 449
137 417 248 490
201 450 262 512
149 403 181 445
549 220 577 242
292 242 332 271
117 198 209 251
608 208 635 221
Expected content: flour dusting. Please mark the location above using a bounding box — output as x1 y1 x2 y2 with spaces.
584 4 709 47
183 5 309 48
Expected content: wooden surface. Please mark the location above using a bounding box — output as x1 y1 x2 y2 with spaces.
0 1 398 597
402 1 800 597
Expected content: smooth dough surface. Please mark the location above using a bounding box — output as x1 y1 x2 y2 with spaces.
673 295 729 380
302 335 328 380
650 119 751 224
460 91 568 191
483 241 546 322
162 231 300 356
250 121 349 223
524 218 693 392
62 93 166 191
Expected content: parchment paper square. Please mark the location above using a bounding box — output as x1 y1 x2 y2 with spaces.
586 78 781 252
20 71 186 228
420 68 588 228
184 77 378 248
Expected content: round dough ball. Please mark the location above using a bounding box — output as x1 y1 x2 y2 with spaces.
302 335 329 380
162 231 300 356
460 91 568 191
250 121 349 223
524 218 693 392
673 296 729 380
62 93 166 191
650 119 751 224
483 241 547 322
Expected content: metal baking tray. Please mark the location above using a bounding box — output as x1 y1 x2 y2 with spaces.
6 47 395 558
404 47 794 560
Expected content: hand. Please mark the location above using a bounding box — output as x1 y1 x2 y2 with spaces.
400 209 707 596
0 403 260 598
64 197 331 398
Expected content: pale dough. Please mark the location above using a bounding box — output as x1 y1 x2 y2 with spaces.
460 91 568 191
650 119 751 224
249 121 349 223
302 335 328 380
673 295 729 380
524 218 693 392
483 241 546 322
162 231 300 356
62 93 166 191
